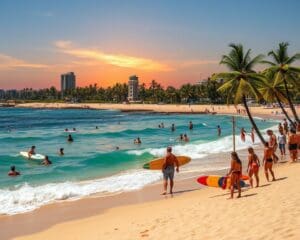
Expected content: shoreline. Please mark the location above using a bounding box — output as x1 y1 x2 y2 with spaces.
8 160 300 240
15 102 295 118
1 104 294 239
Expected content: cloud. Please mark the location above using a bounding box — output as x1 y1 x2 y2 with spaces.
0 54 48 69
54 40 173 72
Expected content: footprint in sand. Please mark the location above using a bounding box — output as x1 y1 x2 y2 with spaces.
140 229 149 238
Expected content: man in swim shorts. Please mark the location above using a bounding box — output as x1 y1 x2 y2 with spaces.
162 146 179 195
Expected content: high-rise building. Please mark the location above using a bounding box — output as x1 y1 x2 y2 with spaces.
61 72 76 98
128 75 139 102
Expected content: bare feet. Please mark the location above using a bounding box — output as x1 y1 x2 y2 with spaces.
161 192 167 195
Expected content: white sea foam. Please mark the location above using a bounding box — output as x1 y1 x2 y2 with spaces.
128 125 277 159
0 170 161 215
1 124 278 215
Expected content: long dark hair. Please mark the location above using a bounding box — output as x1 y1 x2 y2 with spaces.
231 152 242 164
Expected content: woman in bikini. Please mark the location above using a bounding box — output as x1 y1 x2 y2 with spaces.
267 130 279 163
263 142 276 181
228 152 242 199
288 129 298 162
247 147 260 187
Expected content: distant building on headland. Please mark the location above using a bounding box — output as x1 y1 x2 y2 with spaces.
128 75 139 102
61 72 76 98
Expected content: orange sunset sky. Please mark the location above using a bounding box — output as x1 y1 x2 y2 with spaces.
1 1 299 90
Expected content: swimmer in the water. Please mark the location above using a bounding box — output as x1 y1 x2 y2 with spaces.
134 137 142 144
171 124 175 132
183 133 189 142
67 134 74 142
28 146 36 159
42 155 52 165
59 148 64 155
8 166 20 176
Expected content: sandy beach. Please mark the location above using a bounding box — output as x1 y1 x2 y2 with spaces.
16 102 297 119
11 161 300 240
1 103 298 240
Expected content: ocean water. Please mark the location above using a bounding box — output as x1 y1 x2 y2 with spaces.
0 108 277 215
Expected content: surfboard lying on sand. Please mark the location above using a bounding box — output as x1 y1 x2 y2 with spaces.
197 175 249 189
20 151 45 160
143 156 191 170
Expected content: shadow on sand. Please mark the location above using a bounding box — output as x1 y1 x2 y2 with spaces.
171 188 199 195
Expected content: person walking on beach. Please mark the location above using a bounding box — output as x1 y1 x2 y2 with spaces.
189 121 193 130
267 130 279 163
263 143 276 182
288 129 298 162
217 125 221 137
283 119 289 134
278 131 287 158
247 147 260 188
278 123 284 133
227 152 242 199
162 147 179 195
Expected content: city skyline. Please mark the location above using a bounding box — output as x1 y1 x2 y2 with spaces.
1 0 300 89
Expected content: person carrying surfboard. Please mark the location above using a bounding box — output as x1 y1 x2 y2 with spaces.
162 146 179 195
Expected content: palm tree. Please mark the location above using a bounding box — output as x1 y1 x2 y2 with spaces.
213 43 266 144
262 42 300 122
259 70 294 124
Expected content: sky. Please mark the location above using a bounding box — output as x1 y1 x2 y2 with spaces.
0 0 300 89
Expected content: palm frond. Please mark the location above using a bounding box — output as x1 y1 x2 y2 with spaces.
268 50 280 64
284 53 300 64
245 54 264 71
260 60 276 66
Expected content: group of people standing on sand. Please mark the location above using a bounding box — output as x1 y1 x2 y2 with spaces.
161 118 300 199
221 119 300 198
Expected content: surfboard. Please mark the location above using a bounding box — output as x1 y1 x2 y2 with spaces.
143 156 191 170
64 130 77 133
197 175 249 189
20 151 45 160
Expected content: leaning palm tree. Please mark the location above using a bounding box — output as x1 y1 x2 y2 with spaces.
213 43 266 144
261 42 300 122
259 70 294 125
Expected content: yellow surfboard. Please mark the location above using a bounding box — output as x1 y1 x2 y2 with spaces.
143 156 191 170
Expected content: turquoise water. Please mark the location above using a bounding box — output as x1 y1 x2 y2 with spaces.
0 108 276 214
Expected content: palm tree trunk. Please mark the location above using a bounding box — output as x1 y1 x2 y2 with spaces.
283 77 299 122
242 95 266 145
274 93 295 127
